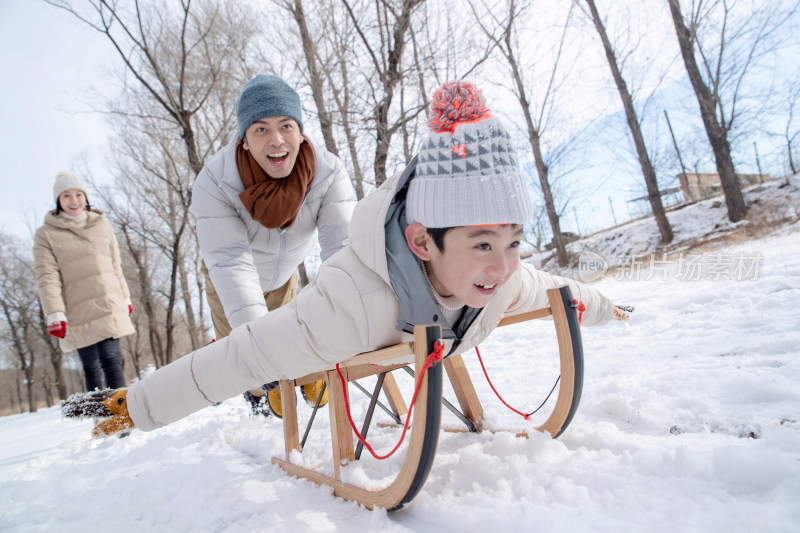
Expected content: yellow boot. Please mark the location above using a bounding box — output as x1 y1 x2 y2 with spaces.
301 380 328 408
267 387 283 419
92 389 134 439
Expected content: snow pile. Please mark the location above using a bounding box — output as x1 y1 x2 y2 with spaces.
1 182 799 532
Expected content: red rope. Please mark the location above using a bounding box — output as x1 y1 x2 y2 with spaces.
474 346 531 420
572 299 585 324
336 340 445 460
476 300 583 419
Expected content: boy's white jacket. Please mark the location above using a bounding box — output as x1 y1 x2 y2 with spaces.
190 139 356 328
128 172 614 431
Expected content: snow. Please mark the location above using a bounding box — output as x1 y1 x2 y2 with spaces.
2 179 799 532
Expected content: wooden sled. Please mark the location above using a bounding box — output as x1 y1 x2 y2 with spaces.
271 285 583 510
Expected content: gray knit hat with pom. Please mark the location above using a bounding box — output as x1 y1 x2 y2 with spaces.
53 171 88 203
406 81 533 228
236 74 303 139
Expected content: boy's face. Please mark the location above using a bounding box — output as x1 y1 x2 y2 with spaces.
406 223 523 309
243 116 303 178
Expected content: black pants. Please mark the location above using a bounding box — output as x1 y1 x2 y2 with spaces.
77 338 126 391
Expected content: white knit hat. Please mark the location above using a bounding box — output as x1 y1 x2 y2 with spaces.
53 171 88 204
406 81 533 228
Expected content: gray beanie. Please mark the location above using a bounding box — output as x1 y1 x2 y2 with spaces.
406 81 533 228
53 171 88 203
236 74 303 139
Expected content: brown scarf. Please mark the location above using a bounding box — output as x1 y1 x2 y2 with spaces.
237 135 316 229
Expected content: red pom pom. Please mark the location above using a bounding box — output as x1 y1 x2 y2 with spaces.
429 81 490 134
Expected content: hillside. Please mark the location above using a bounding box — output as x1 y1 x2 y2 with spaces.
532 175 799 279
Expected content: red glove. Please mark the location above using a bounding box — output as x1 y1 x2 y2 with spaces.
128 304 133 316
48 321 67 339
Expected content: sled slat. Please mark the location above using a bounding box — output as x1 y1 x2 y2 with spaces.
339 342 414 368
498 306 552 327
280 379 300 456
381 372 408 417
327 368 354 479
443 354 483 431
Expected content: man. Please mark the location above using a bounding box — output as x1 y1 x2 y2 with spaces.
64 80 631 438
191 74 356 417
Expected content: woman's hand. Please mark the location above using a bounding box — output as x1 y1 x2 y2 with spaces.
46 312 67 338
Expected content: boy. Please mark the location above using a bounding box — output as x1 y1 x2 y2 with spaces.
65 81 629 437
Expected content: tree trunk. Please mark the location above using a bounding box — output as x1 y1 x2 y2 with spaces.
41 375 54 408
289 0 339 155
297 263 310 288
49 342 68 400
24 364 36 413
510 60 568 266
178 254 201 350
586 0 673 243
667 0 747 222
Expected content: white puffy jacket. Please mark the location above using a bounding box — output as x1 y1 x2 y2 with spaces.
190 139 356 328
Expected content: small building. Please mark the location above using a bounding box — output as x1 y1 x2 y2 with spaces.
677 172 770 203
626 186 684 219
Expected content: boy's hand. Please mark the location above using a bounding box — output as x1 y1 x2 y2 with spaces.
613 304 634 321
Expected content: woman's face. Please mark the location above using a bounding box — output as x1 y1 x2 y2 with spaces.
58 189 86 217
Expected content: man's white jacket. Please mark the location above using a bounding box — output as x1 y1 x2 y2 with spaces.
191 139 356 328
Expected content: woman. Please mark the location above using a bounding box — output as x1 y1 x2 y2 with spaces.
33 171 135 391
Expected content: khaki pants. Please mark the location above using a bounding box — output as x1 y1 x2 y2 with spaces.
202 262 298 396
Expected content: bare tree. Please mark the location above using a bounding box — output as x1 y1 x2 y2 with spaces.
665 0 793 221
45 0 255 176
46 0 259 366
275 0 341 156
469 0 580 266
772 73 800 174
584 0 673 243
340 0 427 187
0 232 41 412
96 123 204 366
35 301 69 400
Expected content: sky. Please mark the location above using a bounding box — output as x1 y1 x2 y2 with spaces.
1 178 798 531
1 0 112 240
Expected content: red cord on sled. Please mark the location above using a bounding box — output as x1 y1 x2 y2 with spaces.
336 340 445 460
572 299 585 324
474 346 532 420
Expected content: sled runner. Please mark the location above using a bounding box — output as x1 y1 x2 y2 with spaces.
271 285 584 510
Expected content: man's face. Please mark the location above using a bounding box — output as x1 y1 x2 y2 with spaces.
409 223 523 309
58 189 86 217
242 116 303 178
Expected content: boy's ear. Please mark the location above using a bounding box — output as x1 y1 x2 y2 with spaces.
404 223 433 261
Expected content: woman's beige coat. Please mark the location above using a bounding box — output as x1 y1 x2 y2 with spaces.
126 172 614 432
33 209 135 352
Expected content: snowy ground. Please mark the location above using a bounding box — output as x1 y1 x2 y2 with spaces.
1 182 799 532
